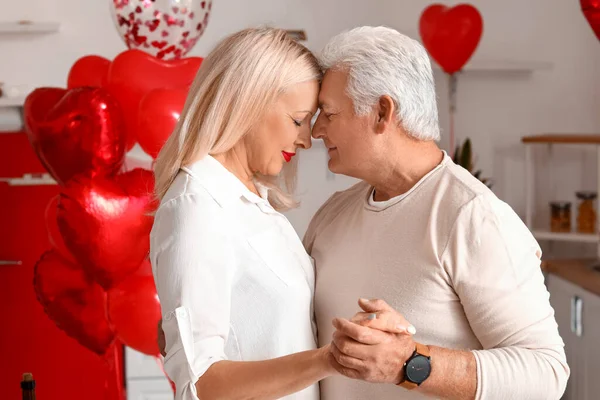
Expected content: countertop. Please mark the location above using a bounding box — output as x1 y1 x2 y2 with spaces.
544 259 600 297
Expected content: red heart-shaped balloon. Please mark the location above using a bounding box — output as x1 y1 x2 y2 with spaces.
419 4 483 74
67 55 112 89
45 195 77 264
137 87 188 159
582 0 600 41
24 87 126 186
107 260 161 356
33 250 115 355
103 49 202 151
57 168 157 289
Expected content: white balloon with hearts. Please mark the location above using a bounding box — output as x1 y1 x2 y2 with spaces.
110 0 212 60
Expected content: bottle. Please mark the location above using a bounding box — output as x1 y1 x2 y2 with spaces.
576 191 597 234
21 372 36 400
550 201 572 233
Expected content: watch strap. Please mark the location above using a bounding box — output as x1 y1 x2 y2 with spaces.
415 342 430 358
397 342 431 390
398 380 419 390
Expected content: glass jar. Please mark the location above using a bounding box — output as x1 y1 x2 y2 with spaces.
576 191 597 234
550 201 571 233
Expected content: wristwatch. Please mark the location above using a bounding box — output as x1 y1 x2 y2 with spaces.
397 342 431 390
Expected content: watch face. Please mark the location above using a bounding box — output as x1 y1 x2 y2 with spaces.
406 355 431 384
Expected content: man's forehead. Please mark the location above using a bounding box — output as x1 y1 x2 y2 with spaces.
318 69 347 106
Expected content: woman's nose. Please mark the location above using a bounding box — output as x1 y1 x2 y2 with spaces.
296 129 312 150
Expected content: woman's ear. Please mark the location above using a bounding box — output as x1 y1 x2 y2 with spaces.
375 95 395 134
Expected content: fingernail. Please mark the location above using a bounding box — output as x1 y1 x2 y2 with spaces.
407 325 417 335
396 324 407 332
359 298 369 303
366 313 377 321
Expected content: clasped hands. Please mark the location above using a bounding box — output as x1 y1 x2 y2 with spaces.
326 298 417 384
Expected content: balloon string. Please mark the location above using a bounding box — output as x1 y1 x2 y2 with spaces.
104 342 125 400
448 73 458 158
449 108 455 159
114 344 124 400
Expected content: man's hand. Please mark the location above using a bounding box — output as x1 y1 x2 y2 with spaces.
329 298 416 384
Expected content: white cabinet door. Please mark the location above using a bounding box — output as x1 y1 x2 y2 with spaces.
127 379 173 400
579 285 600 400
547 275 579 400
125 346 167 379
125 347 172 400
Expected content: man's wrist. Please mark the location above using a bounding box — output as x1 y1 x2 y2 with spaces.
397 342 432 388
395 339 418 384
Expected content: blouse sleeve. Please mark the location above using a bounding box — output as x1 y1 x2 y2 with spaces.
151 194 236 400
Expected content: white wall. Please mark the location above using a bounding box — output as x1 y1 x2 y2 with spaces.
2 0 600 242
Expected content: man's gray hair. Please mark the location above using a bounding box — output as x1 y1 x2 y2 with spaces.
319 26 440 141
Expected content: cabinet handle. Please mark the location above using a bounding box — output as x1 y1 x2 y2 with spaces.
575 296 583 337
570 296 577 334
0 260 22 266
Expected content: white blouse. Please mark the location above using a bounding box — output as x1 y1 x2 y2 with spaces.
150 155 319 400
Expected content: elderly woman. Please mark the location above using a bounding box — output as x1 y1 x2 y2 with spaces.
150 28 338 400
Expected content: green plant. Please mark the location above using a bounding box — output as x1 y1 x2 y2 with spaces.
453 138 493 189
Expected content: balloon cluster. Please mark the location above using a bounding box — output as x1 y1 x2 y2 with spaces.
581 0 600 42
24 49 203 358
109 0 212 60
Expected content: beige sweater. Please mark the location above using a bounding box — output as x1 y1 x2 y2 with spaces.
303 154 569 400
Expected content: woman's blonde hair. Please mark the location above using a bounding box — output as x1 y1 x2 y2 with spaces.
153 27 321 211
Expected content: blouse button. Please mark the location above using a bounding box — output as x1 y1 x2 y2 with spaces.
176 308 187 318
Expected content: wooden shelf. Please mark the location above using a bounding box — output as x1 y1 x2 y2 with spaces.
0 96 26 108
0 173 56 186
522 134 600 144
0 21 60 34
433 59 553 74
533 230 599 244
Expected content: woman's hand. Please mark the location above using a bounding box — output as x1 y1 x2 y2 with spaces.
350 298 416 335
326 299 417 384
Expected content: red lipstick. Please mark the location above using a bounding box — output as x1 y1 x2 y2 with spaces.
282 151 295 162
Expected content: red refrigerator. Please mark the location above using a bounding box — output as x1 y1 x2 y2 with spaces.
0 132 124 399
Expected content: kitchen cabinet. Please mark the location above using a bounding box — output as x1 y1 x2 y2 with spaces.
127 378 174 400
126 347 173 400
546 259 600 400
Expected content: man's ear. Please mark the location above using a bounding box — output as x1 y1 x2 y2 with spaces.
375 95 395 134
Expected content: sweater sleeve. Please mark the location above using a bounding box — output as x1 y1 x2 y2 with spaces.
441 194 570 400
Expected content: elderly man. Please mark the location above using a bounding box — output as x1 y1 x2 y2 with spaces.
304 26 569 400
